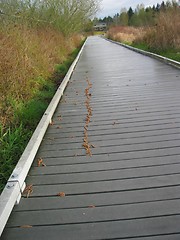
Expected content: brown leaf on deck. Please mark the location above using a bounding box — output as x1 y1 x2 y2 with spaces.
20 225 33 228
84 126 88 131
23 185 33 198
37 158 46 167
88 205 96 208
57 192 65 197
91 144 96 148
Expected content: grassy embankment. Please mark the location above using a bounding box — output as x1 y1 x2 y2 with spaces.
107 8 180 62
0 25 84 192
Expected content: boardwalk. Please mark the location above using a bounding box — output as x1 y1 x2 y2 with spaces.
1 36 180 239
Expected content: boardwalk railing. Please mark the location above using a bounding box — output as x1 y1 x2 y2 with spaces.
0 40 86 236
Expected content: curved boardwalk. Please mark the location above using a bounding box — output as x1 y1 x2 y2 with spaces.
2 36 180 239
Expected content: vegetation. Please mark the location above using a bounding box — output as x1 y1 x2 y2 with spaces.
0 0 100 35
105 1 180 62
107 26 146 45
0 43 84 192
0 0 100 192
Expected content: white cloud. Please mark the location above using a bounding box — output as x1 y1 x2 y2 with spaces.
97 0 164 18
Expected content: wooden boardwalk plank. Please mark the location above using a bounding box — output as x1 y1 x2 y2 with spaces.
2 216 180 240
1 36 180 239
12 185 180 211
6 199 180 227
15 174 180 197
26 164 180 185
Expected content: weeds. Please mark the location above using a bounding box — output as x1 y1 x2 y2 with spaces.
107 5 180 62
107 26 146 44
0 124 31 191
132 8 180 62
0 26 83 126
0 38 84 193
142 8 180 51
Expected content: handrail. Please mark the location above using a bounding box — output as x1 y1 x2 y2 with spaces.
0 38 87 236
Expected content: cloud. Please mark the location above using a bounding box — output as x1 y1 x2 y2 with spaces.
98 0 163 17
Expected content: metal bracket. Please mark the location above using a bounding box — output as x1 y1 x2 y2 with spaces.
7 180 26 205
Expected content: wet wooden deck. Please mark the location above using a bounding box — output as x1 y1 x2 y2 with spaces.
2 36 180 239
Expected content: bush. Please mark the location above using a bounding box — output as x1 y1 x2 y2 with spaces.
107 26 146 44
142 8 180 51
0 26 83 127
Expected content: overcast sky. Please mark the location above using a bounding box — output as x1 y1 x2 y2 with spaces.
97 0 163 18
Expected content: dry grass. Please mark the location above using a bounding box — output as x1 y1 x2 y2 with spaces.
107 7 180 56
107 26 146 44
0 24 82 126
142 8 180 50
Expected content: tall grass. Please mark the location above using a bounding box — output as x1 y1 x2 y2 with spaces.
0 41 84 192
107 26 146 44
107 7 180 62
0 25 83 126
133 7 180 61
142 8 180 51
0 124 31 191
0 24 84 192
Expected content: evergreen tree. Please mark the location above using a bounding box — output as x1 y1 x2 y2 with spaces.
127 7 134 25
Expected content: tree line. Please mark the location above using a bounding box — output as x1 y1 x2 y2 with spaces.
95 0 179 27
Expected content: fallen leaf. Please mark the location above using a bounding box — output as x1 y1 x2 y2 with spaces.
91 144 96 148
23 185 33 198
37 158 42 167
57 192 65 197
37 158 46 167
20 225 32 228
82 143 88 148
88 205 96 208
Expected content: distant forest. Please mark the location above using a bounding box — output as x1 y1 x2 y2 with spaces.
95 1 179 27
